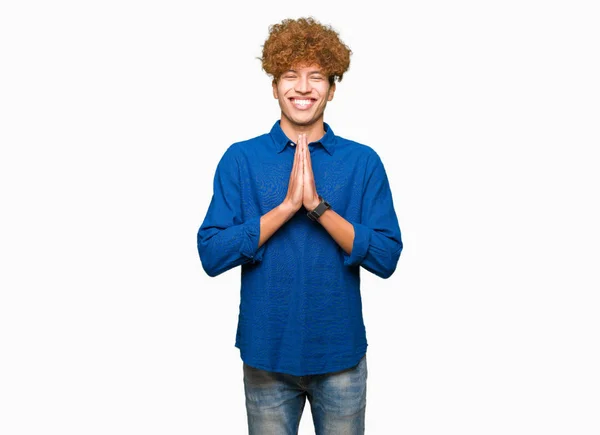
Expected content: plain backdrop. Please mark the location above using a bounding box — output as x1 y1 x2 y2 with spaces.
1 0 599 434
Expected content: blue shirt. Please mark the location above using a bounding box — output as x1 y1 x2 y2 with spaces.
197 120 402 376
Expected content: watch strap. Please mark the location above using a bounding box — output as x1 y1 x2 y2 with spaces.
307 195 331 221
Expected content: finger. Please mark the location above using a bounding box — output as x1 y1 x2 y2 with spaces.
304 136 312 176
293 139 300 171
299 139 305 181
300 144 305 189
289 143 298 182
304 139 317 195
300 141 306 177
302 135 307 174
305 138 313 173
295 136 302 171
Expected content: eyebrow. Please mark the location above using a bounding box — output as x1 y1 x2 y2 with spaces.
286 69 325 75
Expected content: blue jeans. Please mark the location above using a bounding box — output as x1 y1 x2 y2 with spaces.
243 355 367 435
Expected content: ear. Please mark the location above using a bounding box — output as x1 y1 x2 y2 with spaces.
327 82 336 101
272 80 278 99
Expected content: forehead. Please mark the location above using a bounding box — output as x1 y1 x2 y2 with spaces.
287 63 325 74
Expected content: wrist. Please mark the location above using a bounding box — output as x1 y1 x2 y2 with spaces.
278 201 299 220
306 195 331 222
306 197 321 211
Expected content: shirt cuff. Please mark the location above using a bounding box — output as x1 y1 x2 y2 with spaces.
241 216 265 263
343 222 371 267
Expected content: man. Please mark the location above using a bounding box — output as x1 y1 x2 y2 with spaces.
197 17 402 435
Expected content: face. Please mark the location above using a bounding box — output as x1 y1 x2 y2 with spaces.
272 64 336 130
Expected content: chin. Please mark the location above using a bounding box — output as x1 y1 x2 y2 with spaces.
292 118 314 126
291 113 323 126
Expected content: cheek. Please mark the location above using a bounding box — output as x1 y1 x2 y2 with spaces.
284 86 295 96
322 86 334 101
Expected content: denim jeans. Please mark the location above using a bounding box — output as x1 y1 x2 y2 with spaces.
243 355 367 435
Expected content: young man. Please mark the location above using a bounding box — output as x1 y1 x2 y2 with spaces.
197 17 402 435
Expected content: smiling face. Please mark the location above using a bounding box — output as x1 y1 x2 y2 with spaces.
272 64 336 134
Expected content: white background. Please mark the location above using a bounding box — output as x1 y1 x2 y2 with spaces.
1 0 599 434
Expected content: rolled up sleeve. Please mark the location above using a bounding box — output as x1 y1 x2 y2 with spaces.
343 153 402 279
197 146 265 277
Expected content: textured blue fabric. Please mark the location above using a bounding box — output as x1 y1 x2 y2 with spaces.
197 120 402 376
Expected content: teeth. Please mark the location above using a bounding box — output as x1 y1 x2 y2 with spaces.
293 99 312 105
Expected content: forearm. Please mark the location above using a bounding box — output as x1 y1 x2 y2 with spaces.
315 208 354 255
259 202 297 248
317 207 402 279
198 203 294 277
197 215 262 277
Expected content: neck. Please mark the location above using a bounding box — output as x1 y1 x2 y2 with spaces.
279 116 326 144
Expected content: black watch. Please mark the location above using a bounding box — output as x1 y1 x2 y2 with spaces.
307 195 331 221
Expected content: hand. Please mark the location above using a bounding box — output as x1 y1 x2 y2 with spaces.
300 133 320 211
281 134 304 212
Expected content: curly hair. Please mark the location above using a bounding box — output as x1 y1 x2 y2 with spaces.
260 17 352 84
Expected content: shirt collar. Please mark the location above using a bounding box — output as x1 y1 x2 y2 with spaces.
269 120 336 156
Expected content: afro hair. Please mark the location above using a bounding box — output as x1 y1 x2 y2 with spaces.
260 17 352 84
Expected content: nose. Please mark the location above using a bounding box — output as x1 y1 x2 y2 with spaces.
294 76 311 94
